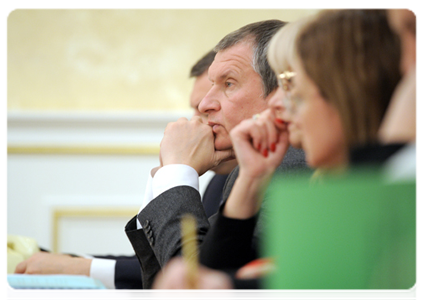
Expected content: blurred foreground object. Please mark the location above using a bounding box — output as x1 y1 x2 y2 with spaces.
7 235 40 274
236 258 276 279
181 214 199 289
264 169 415 289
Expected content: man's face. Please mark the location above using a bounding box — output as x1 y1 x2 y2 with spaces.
189 71 212 122
199 42 273 151
190 70 238 174
388 8 420 73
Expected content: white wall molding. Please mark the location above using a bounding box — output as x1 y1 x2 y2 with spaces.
7 110 215 254
7 110 192 148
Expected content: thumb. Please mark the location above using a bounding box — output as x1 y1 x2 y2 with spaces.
214 149 236 164
190 115 204 123
14 261 27 274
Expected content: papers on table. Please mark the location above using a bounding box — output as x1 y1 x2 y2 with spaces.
5 274 131 300
7 274 106 289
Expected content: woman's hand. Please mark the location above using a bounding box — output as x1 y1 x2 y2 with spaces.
223 109 289 219
230 108 289 180
153 257 233 289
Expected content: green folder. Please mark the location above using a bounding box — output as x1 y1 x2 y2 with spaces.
262 169 415 289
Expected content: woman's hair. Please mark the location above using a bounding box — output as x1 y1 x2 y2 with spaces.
267 15 315 74
295 9 401 148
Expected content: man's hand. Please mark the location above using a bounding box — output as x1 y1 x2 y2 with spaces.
160 116 234 176
153 257 233 289
14 252 92 276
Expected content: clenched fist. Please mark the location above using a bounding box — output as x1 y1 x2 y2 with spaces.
160 116 235 176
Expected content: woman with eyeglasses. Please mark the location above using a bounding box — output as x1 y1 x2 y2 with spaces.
199 9 401 283
153 10 402 289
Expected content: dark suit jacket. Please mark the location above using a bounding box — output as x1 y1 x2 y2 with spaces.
106 173 229 289
199 147 310 287
203 174 229 218
125 146 308 289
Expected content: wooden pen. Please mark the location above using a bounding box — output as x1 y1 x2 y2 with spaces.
181 214 199 289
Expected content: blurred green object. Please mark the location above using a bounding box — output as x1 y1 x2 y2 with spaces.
263 169 415 289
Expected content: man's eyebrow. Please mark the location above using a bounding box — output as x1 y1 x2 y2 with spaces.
208 67 239 82
217 70 237 81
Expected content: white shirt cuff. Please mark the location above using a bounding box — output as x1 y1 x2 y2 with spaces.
137 172 154 229
136 165 199 229
152 164 199 198
89 258 116 289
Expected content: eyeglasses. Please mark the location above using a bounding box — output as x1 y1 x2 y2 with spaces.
277 71 296 91
276 71 297 112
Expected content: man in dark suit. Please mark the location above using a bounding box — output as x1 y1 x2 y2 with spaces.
125 19 307 289
14 49 234 289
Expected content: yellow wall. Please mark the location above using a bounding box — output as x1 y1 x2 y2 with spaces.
8 9 317 111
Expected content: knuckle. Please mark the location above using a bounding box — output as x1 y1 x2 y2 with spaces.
164 123 174 132
26 267 36 274
240 119 251 126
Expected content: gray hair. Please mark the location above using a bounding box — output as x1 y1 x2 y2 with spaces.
214 19 287 97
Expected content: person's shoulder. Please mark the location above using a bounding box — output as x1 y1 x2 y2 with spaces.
283 146 306 162
350 143 405 166
383 143 415 182
279 147 308 171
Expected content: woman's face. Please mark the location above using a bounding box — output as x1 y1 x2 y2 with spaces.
290 61 348 169
268 71 303 149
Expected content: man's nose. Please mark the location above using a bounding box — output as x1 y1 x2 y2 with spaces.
198 87 221 114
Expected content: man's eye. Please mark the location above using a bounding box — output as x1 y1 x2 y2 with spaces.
225 82 233 88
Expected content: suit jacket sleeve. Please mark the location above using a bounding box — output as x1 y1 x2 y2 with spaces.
126 185 210 288
137 186 209 265
125 216 161 289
